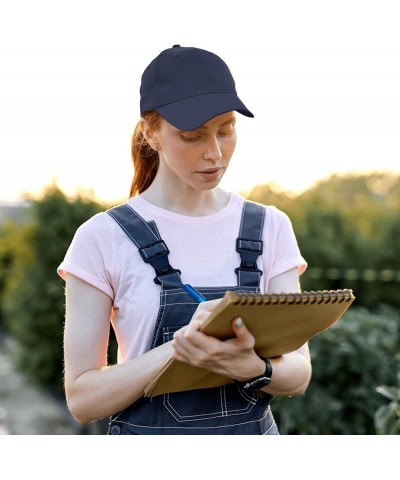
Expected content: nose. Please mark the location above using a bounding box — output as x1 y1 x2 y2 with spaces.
203 136 222 162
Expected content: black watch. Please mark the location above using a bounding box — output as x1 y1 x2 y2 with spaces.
235 357 273 391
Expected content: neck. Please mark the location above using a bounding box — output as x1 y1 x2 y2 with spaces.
141 176 229 217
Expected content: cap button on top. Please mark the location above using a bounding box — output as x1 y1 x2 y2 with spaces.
172 44 181 48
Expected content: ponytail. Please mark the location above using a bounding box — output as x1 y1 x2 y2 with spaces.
129 110 162 197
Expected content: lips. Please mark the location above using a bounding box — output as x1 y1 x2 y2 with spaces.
199 167 221 173
197 167 224 182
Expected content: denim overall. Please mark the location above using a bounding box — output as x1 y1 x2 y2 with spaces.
106 201 278 435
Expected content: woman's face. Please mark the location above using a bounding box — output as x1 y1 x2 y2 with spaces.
153 111 237 191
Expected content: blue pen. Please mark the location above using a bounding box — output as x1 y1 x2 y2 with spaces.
182 284 207 303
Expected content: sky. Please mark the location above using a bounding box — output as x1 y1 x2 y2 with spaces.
1 0 399 204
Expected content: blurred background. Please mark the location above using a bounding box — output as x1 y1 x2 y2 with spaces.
1 0 399 435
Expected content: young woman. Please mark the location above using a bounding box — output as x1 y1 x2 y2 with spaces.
58 45 311 435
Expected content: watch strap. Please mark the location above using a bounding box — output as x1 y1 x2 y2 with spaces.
235 357 273 391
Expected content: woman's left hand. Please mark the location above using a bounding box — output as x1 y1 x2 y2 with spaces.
171 313 265 382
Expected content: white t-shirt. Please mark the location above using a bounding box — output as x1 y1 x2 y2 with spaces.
58 192 307 362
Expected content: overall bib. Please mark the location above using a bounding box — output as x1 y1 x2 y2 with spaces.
106 201 278 435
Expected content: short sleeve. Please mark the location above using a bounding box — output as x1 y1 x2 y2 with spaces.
267 208 307 279
57 213 115 299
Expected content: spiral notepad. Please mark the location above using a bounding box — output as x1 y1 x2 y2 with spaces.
144 289 355 397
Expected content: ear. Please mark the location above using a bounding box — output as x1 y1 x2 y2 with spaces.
140 118 160 151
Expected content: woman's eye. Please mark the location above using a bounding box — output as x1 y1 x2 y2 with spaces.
218 129 229 137
182 135 201 142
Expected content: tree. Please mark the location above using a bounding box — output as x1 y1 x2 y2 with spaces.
0 220 34 328
2 187 104 393
247 172 400 308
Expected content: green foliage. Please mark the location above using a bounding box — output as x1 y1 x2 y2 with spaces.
0 220 35 328
2 187 104 393
1 173 399 434
273 306 399 434
248 172 400 309
374 358 400 435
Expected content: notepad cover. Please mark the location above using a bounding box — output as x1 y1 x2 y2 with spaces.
144 289 355 397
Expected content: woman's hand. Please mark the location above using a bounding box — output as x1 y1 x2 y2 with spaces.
171 300 265 381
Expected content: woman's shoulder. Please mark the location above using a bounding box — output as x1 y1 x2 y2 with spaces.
233 193 290 223
73 209 119 241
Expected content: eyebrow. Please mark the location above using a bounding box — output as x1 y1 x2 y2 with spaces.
182 116 236 133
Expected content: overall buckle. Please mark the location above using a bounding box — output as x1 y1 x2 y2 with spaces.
138 240 181 284
235 237 263 276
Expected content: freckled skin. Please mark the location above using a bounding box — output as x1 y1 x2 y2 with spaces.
143 112 237 194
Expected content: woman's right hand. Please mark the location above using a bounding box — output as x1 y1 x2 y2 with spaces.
170 298 264 381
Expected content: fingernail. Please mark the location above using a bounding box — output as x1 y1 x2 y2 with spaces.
235 317 243 327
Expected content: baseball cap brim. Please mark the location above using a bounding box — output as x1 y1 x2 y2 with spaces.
154 92 254 131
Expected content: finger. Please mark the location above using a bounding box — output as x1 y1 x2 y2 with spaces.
171 335 210 364
171 339 191 362
173 322 202 343
193 298 224 322
173 322 221 363
196 298 223 311
183 325 220 352
231 317 255 347
185 320 203 334
173 325 187 336
173 321 206 350
232 317 246 336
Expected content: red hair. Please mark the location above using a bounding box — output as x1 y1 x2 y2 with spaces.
129 110 162 197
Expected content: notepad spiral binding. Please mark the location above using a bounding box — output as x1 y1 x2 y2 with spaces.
231 289 354 306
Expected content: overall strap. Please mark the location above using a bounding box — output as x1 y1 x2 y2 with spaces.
235 201 265 287
107 204 181 288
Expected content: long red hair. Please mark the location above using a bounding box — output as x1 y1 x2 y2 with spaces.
129 110 162 197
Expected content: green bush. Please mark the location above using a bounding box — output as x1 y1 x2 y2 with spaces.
0 221 34 328
374 358 400 435
248 173 400 309
2 187 104 394
273 305 399 434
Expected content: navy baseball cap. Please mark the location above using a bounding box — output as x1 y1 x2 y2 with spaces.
140 45 254 130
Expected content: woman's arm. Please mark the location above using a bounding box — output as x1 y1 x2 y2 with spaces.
172 267 312 397
261 267 311 396
63 274 174 424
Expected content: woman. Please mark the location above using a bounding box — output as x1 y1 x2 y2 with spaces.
58 45 311 435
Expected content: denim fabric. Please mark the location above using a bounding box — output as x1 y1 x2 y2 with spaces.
108 283 279 434
107 202 279 435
